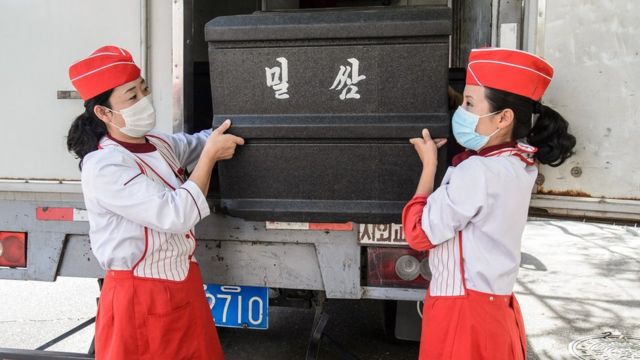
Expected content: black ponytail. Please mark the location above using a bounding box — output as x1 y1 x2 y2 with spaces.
66 89 113 169
484 87 576 167
527 105 576 167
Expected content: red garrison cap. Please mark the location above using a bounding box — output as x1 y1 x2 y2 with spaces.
68 46 140 101
466 48 554 101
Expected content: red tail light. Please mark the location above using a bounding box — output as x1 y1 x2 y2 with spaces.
0 232 27 268
366 247 430 289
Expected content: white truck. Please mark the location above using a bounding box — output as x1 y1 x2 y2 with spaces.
0 0 638 359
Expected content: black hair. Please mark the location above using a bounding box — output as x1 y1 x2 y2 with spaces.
66 89 113 169
484 87 576 167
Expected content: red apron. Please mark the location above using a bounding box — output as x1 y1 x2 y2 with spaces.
96 263 224 360
419 232 527 360
94 136 224 359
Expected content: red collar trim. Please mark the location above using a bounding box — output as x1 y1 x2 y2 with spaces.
452 142 518 166
478 142 517 156
106 134 156 153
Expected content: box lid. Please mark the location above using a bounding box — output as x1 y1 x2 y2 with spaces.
205 7 451 42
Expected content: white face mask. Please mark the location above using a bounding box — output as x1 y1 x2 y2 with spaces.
107 95 156 137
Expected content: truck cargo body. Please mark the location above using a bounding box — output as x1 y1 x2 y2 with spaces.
0 1 638 356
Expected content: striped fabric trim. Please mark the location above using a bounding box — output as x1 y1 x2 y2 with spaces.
484 144 537 166
69 51 123 66
468 60 553 80
131 157 195 281
147 135 185 182
428 232 465 297
70 61 137 82
133 230 192 281
467 66 483 87
100 137 195 281
470 48 555 71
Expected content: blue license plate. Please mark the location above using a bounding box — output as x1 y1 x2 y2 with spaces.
204 284 269 330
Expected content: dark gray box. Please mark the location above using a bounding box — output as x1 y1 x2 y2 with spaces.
205 7 451 223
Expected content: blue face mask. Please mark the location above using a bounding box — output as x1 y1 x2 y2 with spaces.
451 106 501 151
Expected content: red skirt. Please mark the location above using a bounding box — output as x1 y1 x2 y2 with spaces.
95 262 224 360
419 289 526 360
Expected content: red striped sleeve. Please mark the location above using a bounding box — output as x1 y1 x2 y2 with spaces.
402 195 436 251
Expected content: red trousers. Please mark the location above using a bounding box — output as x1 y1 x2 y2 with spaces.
419 289 526 360
95 262 224 360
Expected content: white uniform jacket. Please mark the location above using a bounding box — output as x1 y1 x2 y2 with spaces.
80 130 212 281
419 143 538 296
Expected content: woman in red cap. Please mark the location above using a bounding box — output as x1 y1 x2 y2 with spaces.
403 48 576 359
66 45 243 359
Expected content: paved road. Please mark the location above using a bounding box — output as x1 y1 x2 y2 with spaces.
0 219 638 359
516 220 640 359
